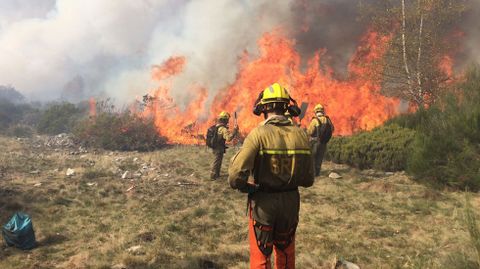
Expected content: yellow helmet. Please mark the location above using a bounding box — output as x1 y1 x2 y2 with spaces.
218 111 230 120
260 83 290 104
314 104 324 113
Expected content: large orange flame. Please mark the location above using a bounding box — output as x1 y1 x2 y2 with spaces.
151 56 186 81
143 30 400 144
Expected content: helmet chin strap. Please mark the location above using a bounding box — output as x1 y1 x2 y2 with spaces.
289 96 298 106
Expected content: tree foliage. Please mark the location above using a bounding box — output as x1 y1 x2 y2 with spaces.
0 85 24 103
0 100 39 133
407 65 480 190
37 102 83 135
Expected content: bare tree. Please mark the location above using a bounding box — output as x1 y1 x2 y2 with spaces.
361 0 466 107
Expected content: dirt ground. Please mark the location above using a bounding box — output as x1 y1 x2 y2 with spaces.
0 135 478 269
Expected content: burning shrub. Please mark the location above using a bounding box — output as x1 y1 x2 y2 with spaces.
326 124 416 171
37 102 84 135
407 66 480 191
73 111 166 151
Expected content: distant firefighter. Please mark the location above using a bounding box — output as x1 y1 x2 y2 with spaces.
206 111 239 180
228 82 314 269
307 104 334 176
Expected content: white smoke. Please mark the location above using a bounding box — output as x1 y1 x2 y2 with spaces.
103 0 296 105
465 0 480 66
0 0 296 103
1 0 477 105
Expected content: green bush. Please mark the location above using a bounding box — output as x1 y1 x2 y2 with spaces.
73 112 166 151
385 107 430 130
0 100 38 132
407 66 480 190
37 102 84 135
326 124 415 171
5 124 34 138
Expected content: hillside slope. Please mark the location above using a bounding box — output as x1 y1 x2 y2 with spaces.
0 136 478 269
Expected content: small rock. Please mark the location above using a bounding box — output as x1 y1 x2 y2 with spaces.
33 182 42 187
86 182 97 187
336 260 360 269
385 172 394 176
329 172 342 179
133 157 139 162
127 245 144 255
66 168 75 176
122 171 132 179
29 170 40 175
133 172 142 178
111 263 127 269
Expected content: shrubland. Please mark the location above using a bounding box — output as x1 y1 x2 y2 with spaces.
327 65 480 191
407 66 480 190
36 102 84 135
74 111 166 151
327 124 415 171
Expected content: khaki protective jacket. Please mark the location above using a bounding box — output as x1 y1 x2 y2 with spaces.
228 115 315 223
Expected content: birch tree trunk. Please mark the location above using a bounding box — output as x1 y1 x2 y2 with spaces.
401 0 417 104
416 0 424 106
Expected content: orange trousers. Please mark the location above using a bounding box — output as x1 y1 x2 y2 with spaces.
248 216 296 269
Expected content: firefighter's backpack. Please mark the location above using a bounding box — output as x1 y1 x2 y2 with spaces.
206 125 219 148
316 116 333 144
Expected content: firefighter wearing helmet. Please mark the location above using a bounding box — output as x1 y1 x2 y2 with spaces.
228 82 314 268
307 103 334 176
209 111 238 180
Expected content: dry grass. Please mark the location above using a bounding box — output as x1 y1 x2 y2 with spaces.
0 135 478 269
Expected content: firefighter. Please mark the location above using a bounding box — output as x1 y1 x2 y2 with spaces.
307 104 334 176
210 111 238 180
228 83 314 269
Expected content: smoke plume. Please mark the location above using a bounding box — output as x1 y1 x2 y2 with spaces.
0 0 476 105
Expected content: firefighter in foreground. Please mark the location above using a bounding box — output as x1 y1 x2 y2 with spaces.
228 83 315 269
307 104 334 176
208 111 238 180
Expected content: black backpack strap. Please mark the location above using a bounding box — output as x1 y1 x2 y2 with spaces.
313 116 323 139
